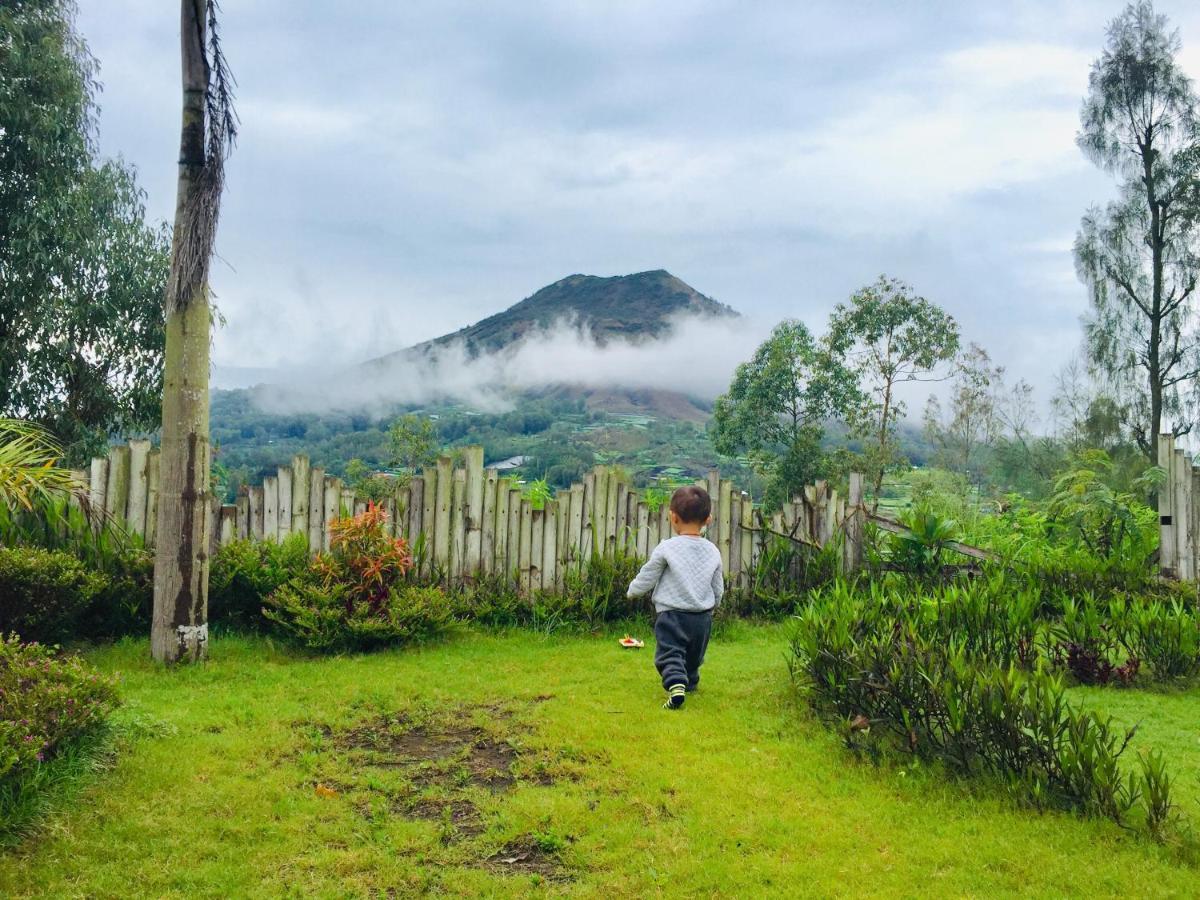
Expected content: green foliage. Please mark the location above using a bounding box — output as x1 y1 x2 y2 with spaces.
713 320 860 508
827 276 959 503
0 421 78 511
209 534 310 629
889 508 959 575
344 458 397 503
1116 598 1200 681
387 414 438 474
263 581 452 652
0 547 103 645
1075 1 1200 455
521 477 553 510
789 582 1172 832
0 497 153 640
0 634 119 791
1047 451 1160 561
725 535 841 617
264 505 449 652
0 1 169 461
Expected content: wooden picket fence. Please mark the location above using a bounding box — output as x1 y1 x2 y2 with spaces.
1157 432 1199 581
72 442 868 591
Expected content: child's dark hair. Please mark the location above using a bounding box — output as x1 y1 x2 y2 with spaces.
669 485 712 524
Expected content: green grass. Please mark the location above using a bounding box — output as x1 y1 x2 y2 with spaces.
2 624 1200 897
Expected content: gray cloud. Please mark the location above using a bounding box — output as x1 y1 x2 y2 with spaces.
78 0 1200 412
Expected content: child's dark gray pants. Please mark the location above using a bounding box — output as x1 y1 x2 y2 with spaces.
654 609 713 691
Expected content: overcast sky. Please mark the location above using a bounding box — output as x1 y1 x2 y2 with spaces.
78 1 1200 409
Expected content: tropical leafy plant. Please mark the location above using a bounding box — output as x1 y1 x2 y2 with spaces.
889 507 958 575
0 420 77 511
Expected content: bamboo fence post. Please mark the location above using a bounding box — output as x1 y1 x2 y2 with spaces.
616 482 628 552
729 496 741 584
636 501 650 558
236 488 249 540
706 470 720 548
126 439 151 536
543 501 559 592
263 475 279 542
648 503 660 548
277 465 293 538
581 472 596 560
1192 466 1200 581
421 467 437 576
1175 449 1192 581
354 499 367 517
145 449 161 547
482 469 497 576
382 497 396 538
554 489 568 580
845 472 864 573
451 467 466 582
592 468 608 556
506 487 522 579
739 493 753 589
249 486 263 541
322 477 341 550
408 476 425 549
88 456 108 530
492 477 509 576
219 505 236 546
519 499 533 593
530 507 544 592
464 447 485 578
658 502 670 543
568 484 584 568
307 466 325 552
291 454 310 538
718 479 732 571
434 456 452 574
340 487 355 517
604 469 618 556
105 444 131 523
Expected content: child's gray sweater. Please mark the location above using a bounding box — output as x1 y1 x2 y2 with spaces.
626 535 724 614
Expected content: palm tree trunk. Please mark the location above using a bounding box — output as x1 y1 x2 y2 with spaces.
151 0 213 663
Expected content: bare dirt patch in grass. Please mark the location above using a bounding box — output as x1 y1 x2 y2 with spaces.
483 836 569 880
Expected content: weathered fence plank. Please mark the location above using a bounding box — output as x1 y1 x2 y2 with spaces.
263 476 279 542
277 465 293 538
482 469 497 576
291 454 310 539
126 439 151 536
464 447 484 577
307 466 324 552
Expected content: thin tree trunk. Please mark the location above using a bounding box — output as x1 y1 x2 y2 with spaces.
151 0 212 663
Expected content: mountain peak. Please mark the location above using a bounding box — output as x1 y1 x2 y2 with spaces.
372 270 737 365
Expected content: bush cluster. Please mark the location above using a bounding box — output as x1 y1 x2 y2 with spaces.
789 582 1174 834
0 635 119 785
263 505 451 651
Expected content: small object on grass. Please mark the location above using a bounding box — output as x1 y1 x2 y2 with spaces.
314 783 338 798
619 635 644 649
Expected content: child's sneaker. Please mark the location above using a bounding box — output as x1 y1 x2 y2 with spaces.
663 684 686 710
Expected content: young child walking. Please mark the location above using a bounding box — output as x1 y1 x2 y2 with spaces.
626 485 723 709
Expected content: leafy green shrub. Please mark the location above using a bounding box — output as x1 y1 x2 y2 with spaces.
264 582 451 652
456 573 526 627
209 533 310 628
890 507 958 575
0 635 119 785
724 535 840 618
263 504 449 651
0 548 103 644
1052 595 1139 686
0 497 155 641
1115 598 1200 681
560 549 646 625
78 549 153 640
789 582 1172 832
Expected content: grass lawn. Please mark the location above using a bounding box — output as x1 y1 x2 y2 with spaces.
2 622 1199 898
